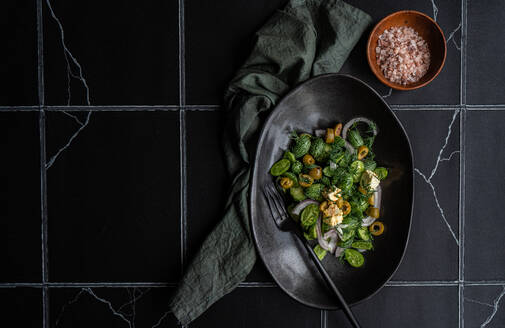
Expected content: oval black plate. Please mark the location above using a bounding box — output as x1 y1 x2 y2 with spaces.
250 74 414 309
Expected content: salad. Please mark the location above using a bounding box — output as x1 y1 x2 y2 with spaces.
269 118 388 268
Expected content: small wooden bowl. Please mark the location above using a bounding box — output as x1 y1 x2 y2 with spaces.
367 10 446 90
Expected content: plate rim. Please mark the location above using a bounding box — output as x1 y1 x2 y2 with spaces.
249 73 415 310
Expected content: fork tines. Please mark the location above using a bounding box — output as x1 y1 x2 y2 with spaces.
263 184 289 225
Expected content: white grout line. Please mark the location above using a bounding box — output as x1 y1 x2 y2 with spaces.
45 105 179 111
36 0 49 326
467 105 505 110
320 310 327 328
36 2 45 107
0 281 461 287
178 0 185 107
4 104 505 111
179 110 187 273
461 0 468 107
460 284 464 328
178 0 187 289
386 281 459 287
459 107 466 328
460 0 467 326
465 282 505 286
391 106 460 111
3 281 505 288
0 106 40 111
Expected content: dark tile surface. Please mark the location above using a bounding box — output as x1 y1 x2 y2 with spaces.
0 288 42 328
186 110 272 281
1 112 41 282
328 286 458 327
190 287 320 328
185 111 228 260
50 287 178 327
0 1 38 105
464 285 505 328
392 110 460 281
465 111 505 280
467 1 505 104
43 0 179 105
46 111 181 282
342 0 461 105
185 0 287 104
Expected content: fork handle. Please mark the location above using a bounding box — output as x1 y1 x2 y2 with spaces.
294 233 361 328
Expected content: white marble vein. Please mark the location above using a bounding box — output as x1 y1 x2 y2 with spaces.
117 288 151 315
45 0 93 169
83 288 134 327
62 111 84 126
465 297 495 308
446 23 462 51
151 310 172 328
54 287 172 327
129 289 137 328
414 109 460 245
55 289 85 327
46 112 92 168
382 88 392 98
430 0 439 22
481 286 505 327
45 0 90 105
440 150 460 163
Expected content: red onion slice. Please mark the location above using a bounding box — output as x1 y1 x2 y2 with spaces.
342 117 378 140
316 215 337 253
323 229 338 240
291 199 318 216
361 217 376 227
362 185 382 227
344 140 356 154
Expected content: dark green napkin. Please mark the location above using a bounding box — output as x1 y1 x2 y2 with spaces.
170 0 371 324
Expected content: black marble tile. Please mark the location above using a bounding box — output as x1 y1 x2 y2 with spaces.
43 0 179 105
185 0 287 104
328 286 458 327
0 1 38 105
185 111 228 260
50 287 179 328
0 288 42 328
46 111 180 282
341 0 461 105
464 285 505 328
392 110 459 280
185 110 272 281
465 111 505 280
191 287 320 328
1 112 41 282
467 1 505 104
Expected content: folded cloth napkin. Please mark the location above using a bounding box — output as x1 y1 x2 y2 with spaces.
170 0 371 324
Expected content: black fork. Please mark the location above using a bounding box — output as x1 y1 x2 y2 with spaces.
263 183 361 328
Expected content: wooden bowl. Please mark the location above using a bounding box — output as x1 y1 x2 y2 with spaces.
367 10 446 90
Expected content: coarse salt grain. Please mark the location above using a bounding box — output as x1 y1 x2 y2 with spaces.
376 26 430 85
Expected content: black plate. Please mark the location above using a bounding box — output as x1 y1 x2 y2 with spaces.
250 74 414 309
